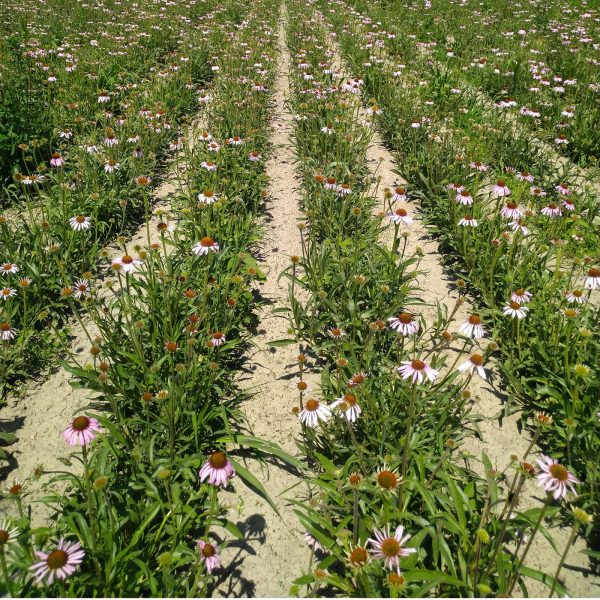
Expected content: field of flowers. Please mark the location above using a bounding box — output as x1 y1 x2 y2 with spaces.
0 0 598 597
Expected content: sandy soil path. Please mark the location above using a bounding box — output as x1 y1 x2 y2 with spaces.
215 6 311 596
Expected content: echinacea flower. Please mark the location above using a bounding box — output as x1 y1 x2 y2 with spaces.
348 372 368 387
1 287 16 300
500 201 522 220
111 255 141 274
199 451 235 487
62 415 102 446
210 331 225 347
73 279 90 299
104 160 120 173
536 455 579 500
0 519 19 547
298 398 331 428
541 203 561 218
198 190 217 205
459 314 485 339
50 152 65 168
303 532 325 553
397 359 438 384
368 525 416 573
1 262 19 276
197 540 221 573
492 180 510 197
503 301 528 319
391 186 407 202
29 539 85 585
458 215 478 227
511 289 532 304
69 215 91 231
387 208 413 227
566 290 586 304
584 268 600 290
458 354 487 379
328 327 346 339
330 393 361 423
388 312 419 336
192 237 219 256
0 322 17 340
455 189 473 205
348 545 369 567
376 468 401 492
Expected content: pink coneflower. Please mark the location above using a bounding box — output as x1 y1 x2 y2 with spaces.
337 183 352 196
198 130 212 142
500 200 522 220
328 327 346 339
104 159 120 173
69 215 91 231
368 525 416 574
388 312 419 336
112 255 141 274
458 354 487 379
29 539 85 585
0 322 17 340
469 161 488 172
50 152 65 168
248 150 262 162
201 161 217 171
1 287 16 300
447 182 464 192
397 358 438 384
556 183 570 195
459 314 485 339
98 92 110 103
198 190 217 205
199 451 235 487
566 289 586 304
516 171 534 182
192 237 219 255
73 279 90 299
536 456 579 500
391 186 407 202
324 176 337 191
62 415 101 446
511 288 532 304
492 180 510 197
330 393 361 423
1 262 19 276
541 203 561 217
208 141 220 153
135 175 152 186
503 301 528 319
456 189 473 205
529 186 547 197
348 372 368 387
0 519 18 546
228 136 244 146
197 540 221 573
298 398 331 428
210 331 225 347
458 215 478 227
585 267 600 290
388 207 413 227
562 198 575 212
509 219 530 236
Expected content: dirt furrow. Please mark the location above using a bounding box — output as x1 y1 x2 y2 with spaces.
215 6 310 596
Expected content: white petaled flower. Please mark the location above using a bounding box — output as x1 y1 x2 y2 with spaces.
368 525 416 574
1 262 19 276
458 354 487 379
321 124 334 135
29 538 85 586
111 255 141 274
500 201 522 220
447 182 464 192
391 186 407 202
503 301 528 319
455 189 473 205
458 215 478 227
330 393 362 423
566 290 586 304
509 220 529 236
69 215 91 231
388 312 419 336
298 398 331 428
541 203 561 218
200 161 217 171
584 268 600 290
0 322 17 340
104 160 120 173
536 455 579 500
530 186 547 197
511 289 532 304
192 237 219 256
337 183 352 196
397 358 438 384
73 279 90 299
327 327 346 339
492 180 510 197
516 171 534 182
387 208 412 227
1 287 17 300
198 191 218 205
459 314 485 339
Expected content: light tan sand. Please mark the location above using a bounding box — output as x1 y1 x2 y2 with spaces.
215 7 312 596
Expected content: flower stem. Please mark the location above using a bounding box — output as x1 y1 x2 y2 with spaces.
549 521 579 597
